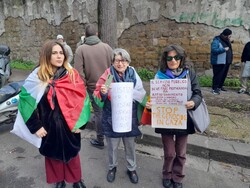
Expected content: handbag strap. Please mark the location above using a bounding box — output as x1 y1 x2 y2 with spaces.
187 72 192 100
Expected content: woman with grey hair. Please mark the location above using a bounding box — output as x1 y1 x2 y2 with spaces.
145 44 202 188
93 48 147 184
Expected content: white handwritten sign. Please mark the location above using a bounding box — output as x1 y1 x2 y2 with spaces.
150 79 187 129
111 82 133 133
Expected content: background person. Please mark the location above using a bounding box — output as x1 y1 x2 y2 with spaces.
93 48 147 184
238 41 250 94
76 35 85 49
14 40 90 188
74 23 113 149
145 45 202 188
210 28 233 95
56 34 74 65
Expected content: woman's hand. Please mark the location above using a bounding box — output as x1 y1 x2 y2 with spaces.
74 129 81 133
100 84 108 94
35 127 47 138
145 101 152 109
185 100 195 109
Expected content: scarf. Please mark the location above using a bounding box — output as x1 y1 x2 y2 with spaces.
156 68 188 79
110 65 137 85
93 66 147 108
84 35 101 45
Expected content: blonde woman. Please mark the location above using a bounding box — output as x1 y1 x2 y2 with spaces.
15 40 90 188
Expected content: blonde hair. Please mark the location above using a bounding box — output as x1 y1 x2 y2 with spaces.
37 40 74 82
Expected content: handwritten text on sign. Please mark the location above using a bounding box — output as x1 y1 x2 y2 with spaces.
150 79 188 129
111 82 133 133
150 79 187 105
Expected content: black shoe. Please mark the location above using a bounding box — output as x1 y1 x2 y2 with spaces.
73 180 86 188
90 139 104 149
173 182 183 188
219 87 227 91
107 167 116 182
162 179 172 188
54 181 66 188
127 170 138 184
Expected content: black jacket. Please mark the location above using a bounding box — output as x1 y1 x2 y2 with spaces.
155 68 202 135
241 42 250 62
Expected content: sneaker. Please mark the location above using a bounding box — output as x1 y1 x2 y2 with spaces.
211 89 220 95
238 88 246 94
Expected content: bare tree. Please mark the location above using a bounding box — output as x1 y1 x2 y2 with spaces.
98 0 117 48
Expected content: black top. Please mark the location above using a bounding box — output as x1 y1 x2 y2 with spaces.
241 42 250 62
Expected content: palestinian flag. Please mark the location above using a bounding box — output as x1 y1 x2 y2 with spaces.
11 67 90 148
46 68 91 131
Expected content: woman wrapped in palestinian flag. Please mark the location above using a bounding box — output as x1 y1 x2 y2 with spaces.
11 40 90 188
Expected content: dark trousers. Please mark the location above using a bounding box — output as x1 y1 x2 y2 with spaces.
45 155 82 184
88 91 104 142
212 64 230 90
161 134 188 183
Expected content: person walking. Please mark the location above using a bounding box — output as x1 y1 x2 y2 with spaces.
13 40 90 188
93 48 147 184
74 23 113 149
238 41 250 94
56 34 74 65
210 28 233 95
145 45 202 188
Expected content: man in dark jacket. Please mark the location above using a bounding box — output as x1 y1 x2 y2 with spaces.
238 41 250 94
74 24 113 149
210 28 233 95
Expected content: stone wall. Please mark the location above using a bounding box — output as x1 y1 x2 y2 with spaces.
0 0 250 76
118 18 245 76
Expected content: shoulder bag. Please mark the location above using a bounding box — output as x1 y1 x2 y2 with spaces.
187 74 210 133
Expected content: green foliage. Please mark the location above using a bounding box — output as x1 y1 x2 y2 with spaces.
198 75 241 88
10 59 36 70
137 68 155 81
224 78 241 87
197 76 213 87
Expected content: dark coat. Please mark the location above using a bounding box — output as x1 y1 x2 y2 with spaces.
241 41 250 62
210 35 233 65
155 68 202 135
26 72 81 163
101 99 141 138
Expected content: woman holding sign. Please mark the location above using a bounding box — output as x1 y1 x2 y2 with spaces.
145 45 202 188
93 48 147 184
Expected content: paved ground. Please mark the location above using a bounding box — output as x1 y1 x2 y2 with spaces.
0 124 249 188
3 69 250 187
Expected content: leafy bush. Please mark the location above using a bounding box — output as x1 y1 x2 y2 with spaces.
198 75 241 88
10 59 36 70
197 76 213 87
137 68 155 81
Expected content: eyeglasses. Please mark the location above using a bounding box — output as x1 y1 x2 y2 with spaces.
166 55 182 61
114 59 127 64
